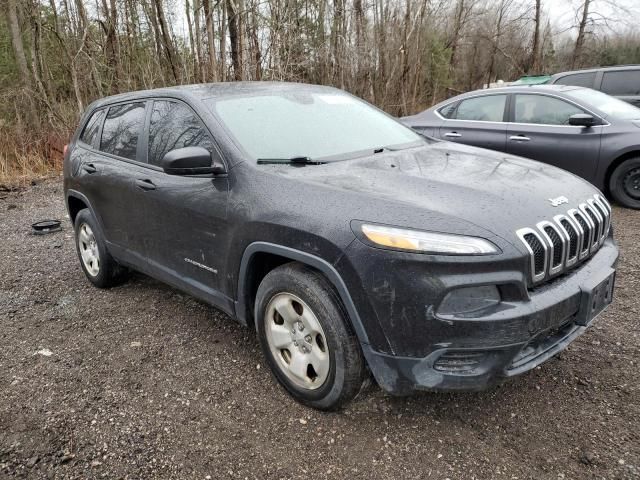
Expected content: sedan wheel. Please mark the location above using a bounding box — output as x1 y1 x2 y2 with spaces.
623 167 640 200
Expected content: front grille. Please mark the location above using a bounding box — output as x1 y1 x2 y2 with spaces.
517 194 611 286
524 233 545 275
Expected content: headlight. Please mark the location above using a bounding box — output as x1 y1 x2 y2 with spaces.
360 224 499 255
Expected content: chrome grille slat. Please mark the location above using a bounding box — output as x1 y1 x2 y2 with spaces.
517 195 611 285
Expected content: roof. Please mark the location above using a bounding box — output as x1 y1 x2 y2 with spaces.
87 81 338 110
457 84 581 96
551 64 640 78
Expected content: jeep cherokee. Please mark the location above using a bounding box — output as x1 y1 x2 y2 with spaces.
64 82 618 410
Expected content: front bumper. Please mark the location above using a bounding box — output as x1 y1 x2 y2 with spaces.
346 238 618 395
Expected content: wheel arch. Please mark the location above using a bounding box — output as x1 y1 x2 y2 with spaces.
235 242 370 347
65 190 107 237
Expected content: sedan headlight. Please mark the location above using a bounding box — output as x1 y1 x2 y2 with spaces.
361 224 499 255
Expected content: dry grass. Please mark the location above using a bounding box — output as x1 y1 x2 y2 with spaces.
0 128 64 189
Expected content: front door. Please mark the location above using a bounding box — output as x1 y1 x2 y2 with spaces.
135 99 230 294
506 93 603 182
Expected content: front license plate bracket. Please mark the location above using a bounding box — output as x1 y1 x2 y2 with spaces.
577 269 615 326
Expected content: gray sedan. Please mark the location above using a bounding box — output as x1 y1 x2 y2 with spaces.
401 85 640 208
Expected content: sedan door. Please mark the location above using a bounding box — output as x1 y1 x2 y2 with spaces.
506 94 603 182
438 94 508 152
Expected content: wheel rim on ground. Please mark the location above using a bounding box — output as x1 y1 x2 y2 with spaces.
264 292 330 390
78 223 100 276
622 167 640 200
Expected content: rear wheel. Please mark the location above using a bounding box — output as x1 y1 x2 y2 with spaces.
609 158 640 209
255 263 366 410
74 209 128 288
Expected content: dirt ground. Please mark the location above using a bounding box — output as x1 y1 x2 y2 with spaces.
1 178 638 480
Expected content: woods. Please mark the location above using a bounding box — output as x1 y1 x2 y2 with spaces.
1 0 639 181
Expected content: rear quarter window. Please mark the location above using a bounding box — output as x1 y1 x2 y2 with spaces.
79 110 104 147
601 70 640 96
100 102 146 161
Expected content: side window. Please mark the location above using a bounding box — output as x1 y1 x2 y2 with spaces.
454 95 506 122
148 100 217 167
554 72 596 88
601 70 640 96
79 110 104 147
438 102 458 119
100 102 146 161
514 95 584 125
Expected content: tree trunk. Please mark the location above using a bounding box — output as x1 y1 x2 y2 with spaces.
528 0 541 73
203 0 218 81
227 0 244 80
6 0 32 87
186 0 198 82
572 0 591 68
155 0 180 82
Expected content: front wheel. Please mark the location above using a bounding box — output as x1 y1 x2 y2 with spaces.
609 158 640 209
255 263 367 410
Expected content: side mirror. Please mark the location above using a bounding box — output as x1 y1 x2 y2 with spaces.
569 113 598 127
160 146 226 176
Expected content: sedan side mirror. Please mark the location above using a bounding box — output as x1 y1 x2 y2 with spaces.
569 113 598 127
160 146 226 176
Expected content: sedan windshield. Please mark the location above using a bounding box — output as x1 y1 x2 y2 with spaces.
205 91 423 161
565 88 640 121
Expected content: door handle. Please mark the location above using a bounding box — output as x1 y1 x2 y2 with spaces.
82 163 97 174
444 132 462 138
509 135 531 142
135 179 156 191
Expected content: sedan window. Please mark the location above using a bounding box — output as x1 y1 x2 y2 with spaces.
514 95 583 125
454 95 506 122
100 102 146 161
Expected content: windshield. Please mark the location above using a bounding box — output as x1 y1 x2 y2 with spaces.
565 88 640 121
205 91 423 161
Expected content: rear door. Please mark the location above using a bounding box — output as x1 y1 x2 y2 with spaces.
506 93 603 182
78 101 149 250
438 94 508 152
134 99 230 293
598 69 640 107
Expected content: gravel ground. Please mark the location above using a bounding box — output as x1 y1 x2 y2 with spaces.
1 177 639 480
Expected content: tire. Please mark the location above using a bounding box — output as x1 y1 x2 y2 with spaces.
609 158 640 209
255 262 366 410
73 208 128 288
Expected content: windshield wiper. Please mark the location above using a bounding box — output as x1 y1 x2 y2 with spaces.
257 156 326 165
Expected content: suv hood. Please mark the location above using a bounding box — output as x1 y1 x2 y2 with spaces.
274 141 601 244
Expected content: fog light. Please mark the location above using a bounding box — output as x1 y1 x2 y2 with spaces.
437 285 500 316
434 351 487 373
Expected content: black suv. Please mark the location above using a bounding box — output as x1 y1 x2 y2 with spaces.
64 82 618 410
549 65 640 107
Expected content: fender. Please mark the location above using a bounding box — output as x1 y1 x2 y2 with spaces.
235 242 371 347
